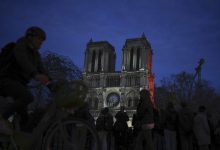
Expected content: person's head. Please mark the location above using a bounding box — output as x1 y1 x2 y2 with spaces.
25 26 46 49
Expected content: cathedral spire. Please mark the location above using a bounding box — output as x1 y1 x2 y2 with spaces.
89 38 93 43
141 32 146 39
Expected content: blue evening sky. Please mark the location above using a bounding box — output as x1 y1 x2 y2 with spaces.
0 0 220 92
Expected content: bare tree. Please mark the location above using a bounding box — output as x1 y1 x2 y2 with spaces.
42 51 82 81
28 52 83 111
160 72 194 102
158 71 217 112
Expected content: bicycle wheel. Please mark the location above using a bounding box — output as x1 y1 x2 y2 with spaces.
42 118 100 150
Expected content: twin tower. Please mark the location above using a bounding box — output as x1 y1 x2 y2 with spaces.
84 34 153 74
82 34 155 118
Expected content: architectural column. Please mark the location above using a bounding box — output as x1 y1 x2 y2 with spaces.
97 50 103 72
120 72 126 87
141 47 146 69
112 52 116 71
122 48 125 71
109 52 113 71
124 49 129 71
101 49 104 72
137 48 141 70
91 50 96 72
133 47 137 70
88 51 92 72
94 50 99 72
85 49 91 72
127 49 130 71
84 50 87 72
104 50 109 72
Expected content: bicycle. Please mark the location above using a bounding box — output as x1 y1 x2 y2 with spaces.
0 80 101 150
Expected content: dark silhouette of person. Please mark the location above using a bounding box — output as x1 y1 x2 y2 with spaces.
135 89 155 150
0 26 49 132
214 117 220 150
193 105 211 150
153 107 165 150
113 106 129 150
164 102 178 150
132 112 140 138
177 102 194 150
96 107 114 150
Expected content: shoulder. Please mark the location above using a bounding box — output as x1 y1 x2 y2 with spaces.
15 37 29 50
16 37 28 45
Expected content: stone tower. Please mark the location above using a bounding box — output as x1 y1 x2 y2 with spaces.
84 39 116 73
122 33 155 102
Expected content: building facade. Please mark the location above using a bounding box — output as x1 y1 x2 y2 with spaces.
82 34 155 119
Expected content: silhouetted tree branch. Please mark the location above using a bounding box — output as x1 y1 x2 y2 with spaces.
42 51 82 81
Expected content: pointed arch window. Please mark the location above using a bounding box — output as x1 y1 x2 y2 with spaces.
91 51 96 72
97 51 102 72
94 98 99 109
128 98 132 107
130 48 134 71
136 48 140 70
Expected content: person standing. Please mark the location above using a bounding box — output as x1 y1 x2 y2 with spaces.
96 107 114 150
113 106 129 150
153 108 165 150
135 89 155 150
193 105 211 150
164 102 178 150
178 102 194 150
214 119 220 150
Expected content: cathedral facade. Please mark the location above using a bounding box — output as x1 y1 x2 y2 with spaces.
82 34 155 119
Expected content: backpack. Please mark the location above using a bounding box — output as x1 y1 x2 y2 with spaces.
0 42 16 71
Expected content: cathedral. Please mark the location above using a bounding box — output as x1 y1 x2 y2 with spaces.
82 34 155 120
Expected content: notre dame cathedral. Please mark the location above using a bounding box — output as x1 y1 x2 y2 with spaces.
82 34 155 120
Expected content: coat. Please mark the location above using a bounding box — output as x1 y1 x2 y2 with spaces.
136 98 154 126
193 112 211 146
0 37 46 84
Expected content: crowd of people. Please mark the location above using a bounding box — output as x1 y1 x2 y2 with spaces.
94 89 155 150
94 93 220 150
152 102 220 150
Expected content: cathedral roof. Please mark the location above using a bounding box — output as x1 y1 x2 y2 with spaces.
87 40 115 50
125 35 152 49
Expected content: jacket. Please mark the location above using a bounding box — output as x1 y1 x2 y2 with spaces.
136 99 154 125
193 112 211 145
0 37 46 84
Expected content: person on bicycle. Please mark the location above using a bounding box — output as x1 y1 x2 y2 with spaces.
0 26 49 132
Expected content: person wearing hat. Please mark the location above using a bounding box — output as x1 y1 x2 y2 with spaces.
0 26 49 132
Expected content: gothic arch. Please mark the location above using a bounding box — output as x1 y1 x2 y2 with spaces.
87 91 99 109
125 90 139 108
93 97 99 109
127 97 132 107
91 51 96 72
